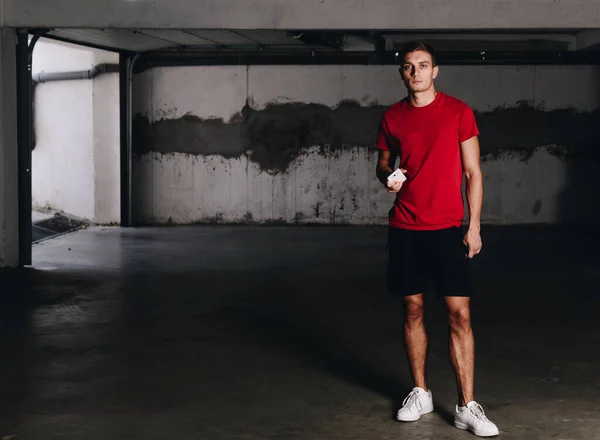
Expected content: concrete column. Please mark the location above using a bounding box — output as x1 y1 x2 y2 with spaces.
0 28 20 267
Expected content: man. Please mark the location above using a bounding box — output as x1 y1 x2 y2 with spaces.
375 41 499 437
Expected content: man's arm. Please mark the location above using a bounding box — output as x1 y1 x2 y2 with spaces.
460 136 483 258
376 149 397 185
376 115 406 192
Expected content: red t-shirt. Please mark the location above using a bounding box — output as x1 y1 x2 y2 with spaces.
377 92 479 230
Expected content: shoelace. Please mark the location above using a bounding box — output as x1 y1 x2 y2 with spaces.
468 402 490 422
402 390 423 411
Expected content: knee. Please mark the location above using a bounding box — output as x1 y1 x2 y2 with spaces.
404 300 424 324
448 307 471 331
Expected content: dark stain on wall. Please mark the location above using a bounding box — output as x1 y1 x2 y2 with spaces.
477 102 600 162
133 100 386 174
133 114 246 159
533 199 542 216
245 100 385 172
313 202 323 218
133 100 600 173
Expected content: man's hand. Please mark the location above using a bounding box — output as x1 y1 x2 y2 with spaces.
385 169 407 193
463 226 482 259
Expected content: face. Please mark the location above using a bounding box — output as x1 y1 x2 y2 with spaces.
399 50 439 93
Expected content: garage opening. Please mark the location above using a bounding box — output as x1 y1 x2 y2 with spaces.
30 37 121 243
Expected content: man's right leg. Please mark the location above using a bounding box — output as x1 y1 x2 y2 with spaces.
387 227 433 421
397 292 434 421
403 293 428 391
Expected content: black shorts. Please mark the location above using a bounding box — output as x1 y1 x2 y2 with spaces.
386 225 472 298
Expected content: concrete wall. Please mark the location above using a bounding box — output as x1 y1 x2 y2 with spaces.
92 49 121 224
31 38 120 223
132 64 600 226
0 28 19 267
4 0 600 29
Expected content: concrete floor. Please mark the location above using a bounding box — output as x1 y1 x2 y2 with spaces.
1 225 599 439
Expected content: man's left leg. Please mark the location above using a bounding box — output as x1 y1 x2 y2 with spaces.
445 296 474 407
430 227 476 405
431 227 499 437
445 296 498 437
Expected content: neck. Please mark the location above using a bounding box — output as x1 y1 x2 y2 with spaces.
408 88 437 107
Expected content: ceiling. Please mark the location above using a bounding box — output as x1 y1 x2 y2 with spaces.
42 28 600 54
44 29 335 52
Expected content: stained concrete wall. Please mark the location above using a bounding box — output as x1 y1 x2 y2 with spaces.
4 0 600 29
132 64 600 226
0 28 19 267
32 38 120 223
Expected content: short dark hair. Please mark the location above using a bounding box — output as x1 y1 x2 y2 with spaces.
398 41 438 66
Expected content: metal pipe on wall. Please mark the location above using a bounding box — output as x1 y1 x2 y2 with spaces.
32 63 120 84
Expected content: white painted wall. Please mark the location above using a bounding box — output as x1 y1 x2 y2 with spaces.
4 0 600 29
133 64 600 226
92 50 121 224
32 40 95 219
0 28 19 267
31 38 120 223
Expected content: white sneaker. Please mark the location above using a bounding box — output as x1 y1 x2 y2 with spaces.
396 387 434 421
454 401 499 437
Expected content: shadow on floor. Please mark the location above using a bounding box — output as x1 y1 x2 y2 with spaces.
195 265 461 425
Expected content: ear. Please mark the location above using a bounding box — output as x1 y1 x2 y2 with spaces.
432 65 439 79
